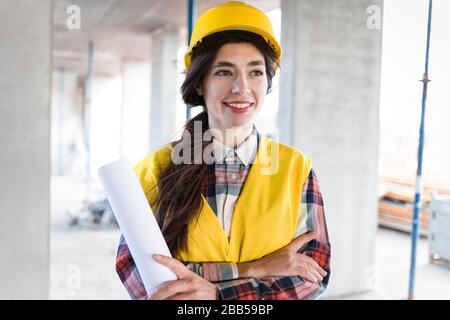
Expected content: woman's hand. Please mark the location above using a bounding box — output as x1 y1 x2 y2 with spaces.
148 254 218 300
238 232 327 283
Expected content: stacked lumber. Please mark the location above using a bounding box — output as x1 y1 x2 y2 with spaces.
378 175 450 235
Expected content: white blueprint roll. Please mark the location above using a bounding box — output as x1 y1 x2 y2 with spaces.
98 158 177 296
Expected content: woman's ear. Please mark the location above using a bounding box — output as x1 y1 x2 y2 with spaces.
196 87 203 96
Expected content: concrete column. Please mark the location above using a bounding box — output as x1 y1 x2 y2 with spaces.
279 0 383 297
149 29 179 151
0 0 52 299
120 61 151 164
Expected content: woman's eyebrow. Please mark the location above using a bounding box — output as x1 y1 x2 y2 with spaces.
247 60 265 67
212 60 265 68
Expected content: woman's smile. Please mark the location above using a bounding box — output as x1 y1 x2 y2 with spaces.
222 101 255 113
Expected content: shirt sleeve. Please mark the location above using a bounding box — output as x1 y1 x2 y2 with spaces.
186 262 239 282
115 234 149 300
214 168 331 300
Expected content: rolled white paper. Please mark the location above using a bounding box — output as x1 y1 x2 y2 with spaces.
98 158 177 296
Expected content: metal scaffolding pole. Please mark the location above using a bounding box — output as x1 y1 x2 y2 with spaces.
84 41 94 200
186 0 196 121
408 0 433 300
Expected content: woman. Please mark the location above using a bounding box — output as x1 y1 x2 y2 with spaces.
116 1 331 300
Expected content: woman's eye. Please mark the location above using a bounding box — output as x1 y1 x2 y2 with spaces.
251 70 264 76
215 70 232 76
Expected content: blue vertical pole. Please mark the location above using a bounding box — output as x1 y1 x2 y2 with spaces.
408 0 433 300
186 0 196 121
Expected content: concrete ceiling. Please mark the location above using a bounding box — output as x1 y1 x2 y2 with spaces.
53 0 280 77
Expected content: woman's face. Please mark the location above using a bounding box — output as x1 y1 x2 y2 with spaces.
201 42 268 133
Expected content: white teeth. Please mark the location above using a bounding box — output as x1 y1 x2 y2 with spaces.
225 103 252 109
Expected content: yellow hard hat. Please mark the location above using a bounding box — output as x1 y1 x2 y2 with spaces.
184 1 282 71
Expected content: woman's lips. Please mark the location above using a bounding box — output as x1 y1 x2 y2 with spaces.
223 102 254 113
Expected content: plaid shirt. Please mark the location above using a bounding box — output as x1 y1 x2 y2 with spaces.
116 131 331 300
204 127 259 237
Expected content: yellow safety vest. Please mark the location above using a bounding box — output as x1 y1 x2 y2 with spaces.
134 136 312 263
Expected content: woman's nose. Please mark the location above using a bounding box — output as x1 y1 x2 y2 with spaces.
231 74 250 95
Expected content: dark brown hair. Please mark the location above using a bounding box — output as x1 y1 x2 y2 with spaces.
154 30 280 258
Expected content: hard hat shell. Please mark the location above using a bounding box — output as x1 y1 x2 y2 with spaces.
184 1 282 71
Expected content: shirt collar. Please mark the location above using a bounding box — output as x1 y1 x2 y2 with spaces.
212 127 258 166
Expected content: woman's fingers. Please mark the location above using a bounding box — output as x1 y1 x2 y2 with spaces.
297 254 327 277
297 266 319 283
148 279 191 300
306 265 324 283
307 258 327 277
296 261 322 283
153 254 191 279
296 255 327 283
